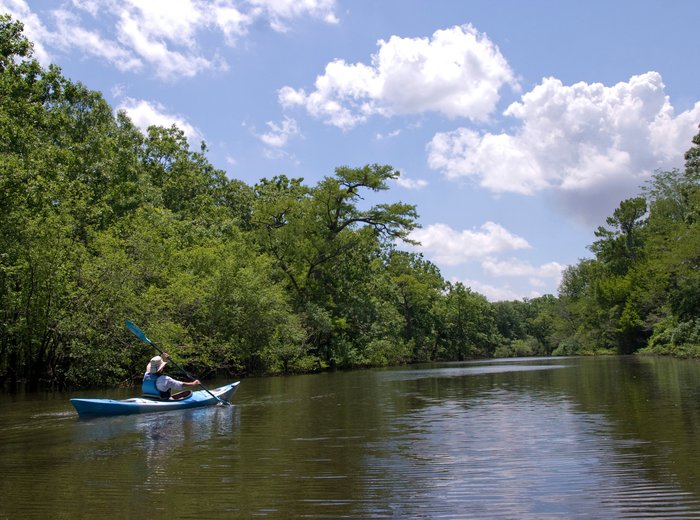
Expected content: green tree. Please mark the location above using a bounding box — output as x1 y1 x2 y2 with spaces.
590 197 647 275
556 127 700 357
250 165 418 367
2 15 574 387
436 282 501 360
385 251 444 361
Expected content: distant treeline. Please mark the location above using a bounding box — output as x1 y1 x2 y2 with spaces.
1 16 699 388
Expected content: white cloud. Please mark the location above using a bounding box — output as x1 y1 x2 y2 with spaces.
116 7 217 79
249 0 338 31
454 278 523 302
52 8 142 72
395 175 428 190
257 116 301 147
5 0 338 79
410 222 530 266
409 223 564 300
427 72 700 226
70 1 100 17
119 0 204 47
280 24 517 129
213 4 251 45
481 257 564 289
482 257 563 278
117 98 203 143
376 129 401 140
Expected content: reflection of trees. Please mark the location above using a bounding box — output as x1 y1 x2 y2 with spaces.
556 356 700 494
66 406 241 516
352 358 700 517
394 358 700 504
33 359 700 517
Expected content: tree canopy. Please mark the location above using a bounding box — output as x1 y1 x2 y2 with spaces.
1 15 698 388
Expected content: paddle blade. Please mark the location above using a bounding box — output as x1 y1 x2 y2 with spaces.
125 320 151 344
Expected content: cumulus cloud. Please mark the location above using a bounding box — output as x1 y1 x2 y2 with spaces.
117 98 203 142
409 222 530 266
280 24 517 129
214 3 252 45
257 116 301 147
427 72 700 225
4 0 338 79
409 222 564 300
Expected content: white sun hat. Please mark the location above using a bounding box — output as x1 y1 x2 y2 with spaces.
146 355 167 374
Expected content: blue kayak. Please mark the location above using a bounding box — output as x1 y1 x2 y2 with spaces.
71 382 240 417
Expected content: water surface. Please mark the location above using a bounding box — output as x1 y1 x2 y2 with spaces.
2 356 700 518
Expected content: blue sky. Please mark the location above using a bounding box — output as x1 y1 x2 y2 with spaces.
4 0 699 300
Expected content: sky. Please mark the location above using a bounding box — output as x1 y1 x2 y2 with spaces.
3 0 700 301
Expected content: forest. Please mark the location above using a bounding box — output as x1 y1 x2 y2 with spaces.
1 16 699 388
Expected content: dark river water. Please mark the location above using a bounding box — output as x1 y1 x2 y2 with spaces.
2 356 700 519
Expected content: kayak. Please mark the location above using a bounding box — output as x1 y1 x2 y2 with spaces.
70 382 240 417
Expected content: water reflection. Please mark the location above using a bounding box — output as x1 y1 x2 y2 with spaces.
3 358 700 518
379 362 568 382
73 405 241 444
57 405 243 517
359 385 700 518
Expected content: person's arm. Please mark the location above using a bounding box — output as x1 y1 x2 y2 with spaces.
159 375 200 392
160 354 198 386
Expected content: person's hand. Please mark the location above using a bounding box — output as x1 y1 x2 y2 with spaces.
162 352 171 360
192 379 200 386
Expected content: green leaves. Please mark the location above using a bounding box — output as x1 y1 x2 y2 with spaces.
590 197 647 275
5 15 514 387
0 15 33 71
12 9 700 386
560 126 700 356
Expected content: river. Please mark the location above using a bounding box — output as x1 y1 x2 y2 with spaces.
2 356 700 518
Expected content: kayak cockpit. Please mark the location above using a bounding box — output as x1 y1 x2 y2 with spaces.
139 390 192 401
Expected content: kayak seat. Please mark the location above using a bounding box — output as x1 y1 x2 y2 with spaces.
141 394 170 401
140 391 192 401
171 390 192 401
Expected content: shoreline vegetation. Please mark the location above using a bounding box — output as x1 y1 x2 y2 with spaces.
2 16 699 389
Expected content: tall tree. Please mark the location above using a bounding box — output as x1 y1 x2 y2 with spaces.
590 197 647 275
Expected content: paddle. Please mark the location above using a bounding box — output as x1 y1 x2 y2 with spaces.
125 320 231 406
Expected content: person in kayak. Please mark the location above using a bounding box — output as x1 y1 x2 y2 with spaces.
142 354 200 400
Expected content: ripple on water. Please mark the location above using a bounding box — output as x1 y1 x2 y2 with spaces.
353 389 700 519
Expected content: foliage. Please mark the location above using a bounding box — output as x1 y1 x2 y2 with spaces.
434 282 502 360
641 318 700 358
2 16 698 388
554 124 700 357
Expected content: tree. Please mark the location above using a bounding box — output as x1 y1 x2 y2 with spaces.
684 124 700 179
590 197 647 275
385 251 444 361
555 127 700 357
252 165 418 299
250 165 418 367
436 282 501 360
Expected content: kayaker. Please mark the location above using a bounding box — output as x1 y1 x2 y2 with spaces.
142 354 200 400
